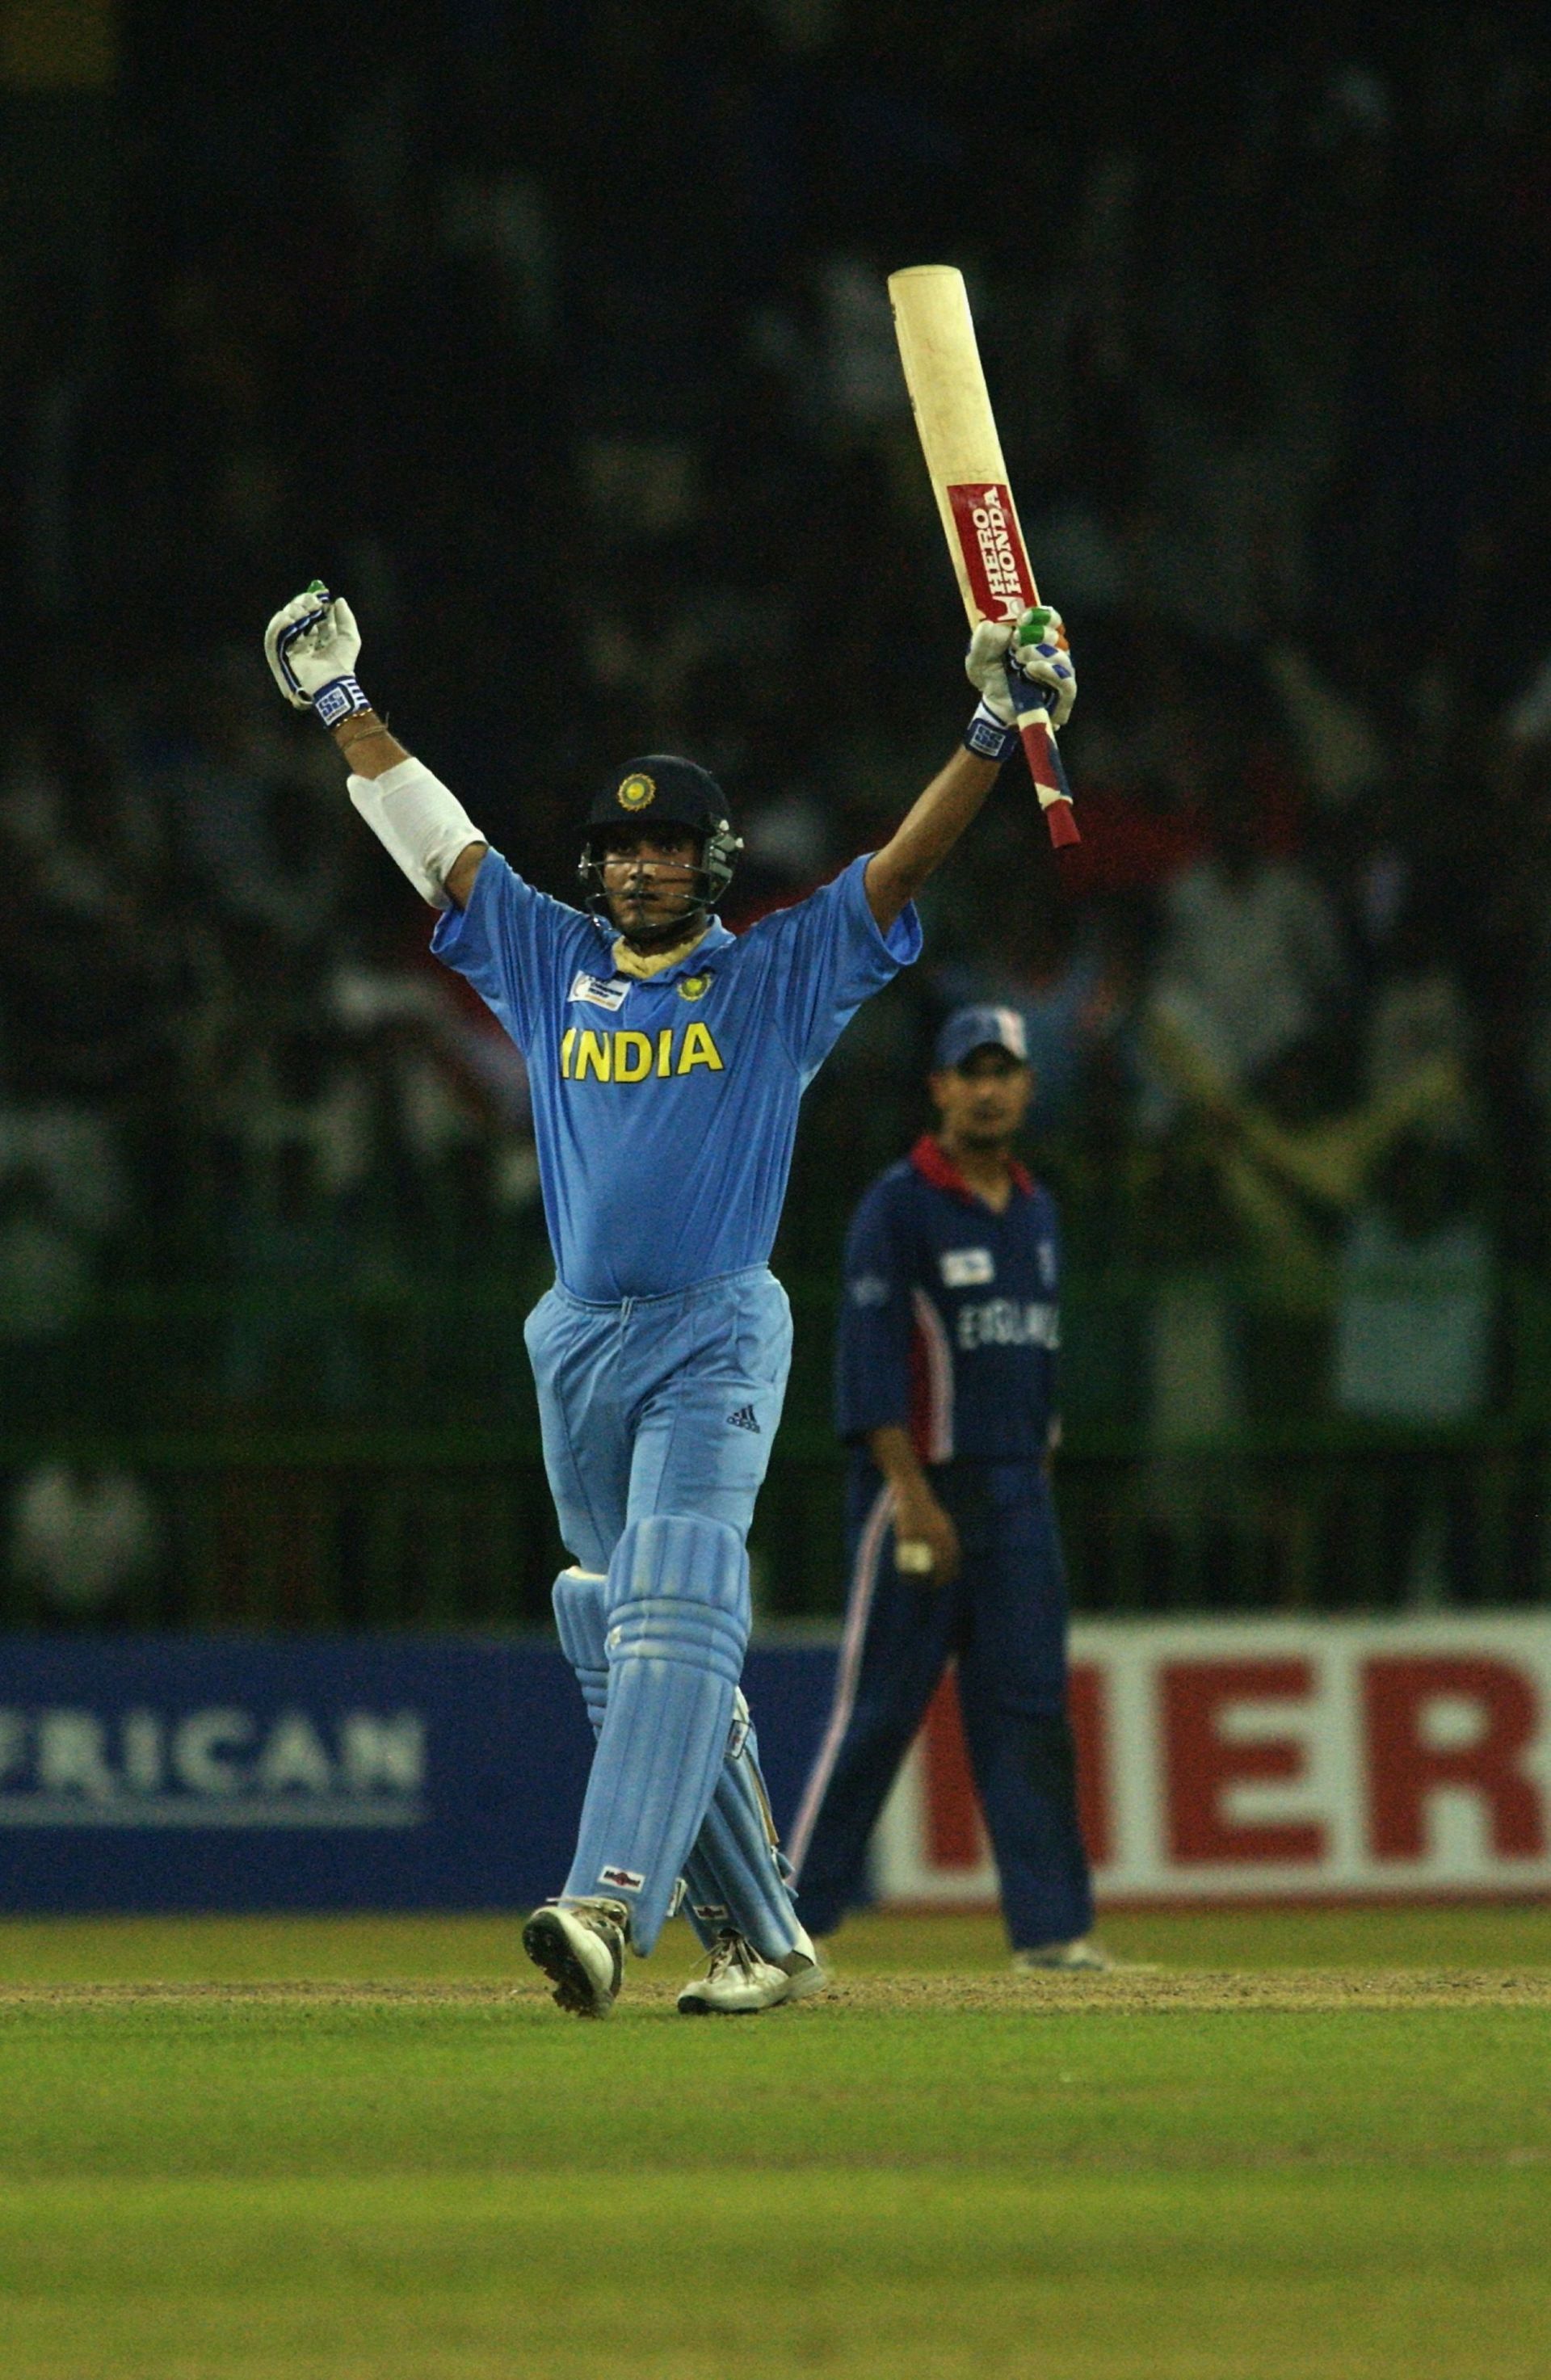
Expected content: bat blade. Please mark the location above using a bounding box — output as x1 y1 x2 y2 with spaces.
889 264 1078 847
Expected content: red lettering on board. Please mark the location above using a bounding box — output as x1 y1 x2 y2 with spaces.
1162 1659 1325 1865
1068 1661 1112 1868
1363 1657 1545 1861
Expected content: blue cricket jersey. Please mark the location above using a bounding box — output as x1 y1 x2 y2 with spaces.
431 852 921 1301
835 1136 1061 1465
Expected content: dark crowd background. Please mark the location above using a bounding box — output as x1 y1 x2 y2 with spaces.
2 0 1551 1629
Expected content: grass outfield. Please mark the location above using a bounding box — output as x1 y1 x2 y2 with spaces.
1 1910 1549 2379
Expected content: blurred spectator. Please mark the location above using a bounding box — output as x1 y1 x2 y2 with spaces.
1331 1133 1496 1607
1133 1125 1255 1608
1149 778 1348 1096
161 671 348 948
1147 1009 1468 1377
220 1133 364 1414
0 1107 124 1423
1333 1134 1494 1428
1364 890 1477 1130
0 1167 95 1343
10 1463 162 1627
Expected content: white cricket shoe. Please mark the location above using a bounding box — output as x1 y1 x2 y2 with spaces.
523 1898 628 2017
1012 1936 1119 1972
677 1925 830 2016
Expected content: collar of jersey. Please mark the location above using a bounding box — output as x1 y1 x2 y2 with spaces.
910 1133 1033 1205
597 915 735 983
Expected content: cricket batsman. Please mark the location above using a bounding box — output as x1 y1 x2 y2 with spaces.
263 581 1075 2016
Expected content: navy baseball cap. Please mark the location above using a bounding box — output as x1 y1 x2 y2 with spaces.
933 1003 1029 1071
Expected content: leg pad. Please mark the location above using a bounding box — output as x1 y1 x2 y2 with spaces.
553 1567 608 1730
553 1559 804 1963
562 1516 750 1954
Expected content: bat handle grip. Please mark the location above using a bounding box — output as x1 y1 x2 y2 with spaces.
1009 680 1079 847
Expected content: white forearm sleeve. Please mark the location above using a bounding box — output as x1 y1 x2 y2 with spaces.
347 757 485 910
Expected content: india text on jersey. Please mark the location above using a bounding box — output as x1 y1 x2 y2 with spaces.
557 1023 725 1080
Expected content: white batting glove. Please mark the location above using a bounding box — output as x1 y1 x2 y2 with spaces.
263 585 372 730
964 605 1078 741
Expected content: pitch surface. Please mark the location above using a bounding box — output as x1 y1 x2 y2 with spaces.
1 1910 1548 2378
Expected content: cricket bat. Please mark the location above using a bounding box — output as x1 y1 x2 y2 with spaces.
889 264 1078 847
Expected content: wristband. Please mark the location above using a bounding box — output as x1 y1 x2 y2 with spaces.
964 700 1019 763
313 675 373 730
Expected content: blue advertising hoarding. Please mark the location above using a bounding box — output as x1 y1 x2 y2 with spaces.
0 1638 838 1913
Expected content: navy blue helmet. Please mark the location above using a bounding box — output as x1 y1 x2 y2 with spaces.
578 755 742 911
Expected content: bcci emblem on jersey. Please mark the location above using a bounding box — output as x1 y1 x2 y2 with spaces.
616 772 656 811
678 973 712 1000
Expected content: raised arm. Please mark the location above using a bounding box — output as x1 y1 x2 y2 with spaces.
263 587 488 910
864 747 1002 930
863 606 1077 931
330 706 489 912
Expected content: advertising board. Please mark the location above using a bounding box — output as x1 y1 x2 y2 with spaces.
873 1617 1551 1907
2 1622 1546 1912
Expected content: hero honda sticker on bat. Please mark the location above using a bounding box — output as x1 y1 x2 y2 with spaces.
946 483 1034 623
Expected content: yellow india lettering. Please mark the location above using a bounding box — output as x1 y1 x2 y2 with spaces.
657 1028 674 1077
559 1027 576 1078
614 1030 653 1083
676 1021 724 1075
574 1029 612 1081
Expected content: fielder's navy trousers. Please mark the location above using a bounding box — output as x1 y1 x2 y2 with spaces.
791 1457 1094 1950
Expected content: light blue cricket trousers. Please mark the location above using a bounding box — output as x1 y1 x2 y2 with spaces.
523 1266 793 1578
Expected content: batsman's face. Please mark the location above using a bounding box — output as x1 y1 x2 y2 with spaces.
599 826 703 937
930 1048 1033 1148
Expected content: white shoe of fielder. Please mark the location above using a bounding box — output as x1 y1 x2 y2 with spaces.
1012 1936 1119 1972
523 1898 628 2017
677 1924 830 2016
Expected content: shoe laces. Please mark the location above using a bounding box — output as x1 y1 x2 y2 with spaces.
703 1929 759 1983
553 1895 628 1939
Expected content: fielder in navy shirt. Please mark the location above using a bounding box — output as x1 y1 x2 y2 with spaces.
790 1003 1108 1967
